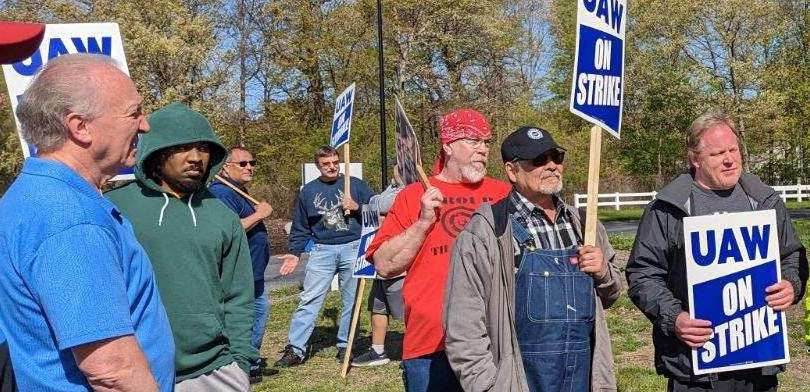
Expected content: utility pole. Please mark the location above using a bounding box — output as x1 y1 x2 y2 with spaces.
376 0 388 186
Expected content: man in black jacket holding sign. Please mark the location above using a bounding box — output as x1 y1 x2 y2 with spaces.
626 110 807 392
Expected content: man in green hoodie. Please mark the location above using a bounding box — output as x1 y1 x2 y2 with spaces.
106 102 257 391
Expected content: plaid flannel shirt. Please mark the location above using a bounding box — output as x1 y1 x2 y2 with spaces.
509 190 580 252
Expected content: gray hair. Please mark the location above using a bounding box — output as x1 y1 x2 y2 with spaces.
15 54 122 152
686 109 740 166
226 145 251 160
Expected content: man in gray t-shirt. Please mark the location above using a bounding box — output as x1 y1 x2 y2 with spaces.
626 110 806 392
691 183 751 216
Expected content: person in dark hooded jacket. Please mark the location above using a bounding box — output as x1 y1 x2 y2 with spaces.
626 110 807 392
106 102 256 391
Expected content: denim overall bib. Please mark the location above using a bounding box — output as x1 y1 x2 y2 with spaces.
511 217 595 392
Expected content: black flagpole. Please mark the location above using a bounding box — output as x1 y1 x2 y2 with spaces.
376 0 388 187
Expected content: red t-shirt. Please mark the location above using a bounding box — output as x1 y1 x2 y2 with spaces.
365 176 511 359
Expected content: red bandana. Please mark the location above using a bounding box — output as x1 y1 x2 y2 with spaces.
433 108 492 174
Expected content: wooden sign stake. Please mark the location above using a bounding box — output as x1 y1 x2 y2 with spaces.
415 165 431 190
214 174 261 205
343 143 351 215
340 278 367 378
584 125 602 246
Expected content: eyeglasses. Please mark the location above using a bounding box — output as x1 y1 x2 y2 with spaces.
460 138 492 149
517 150 565 166
229 160 257 167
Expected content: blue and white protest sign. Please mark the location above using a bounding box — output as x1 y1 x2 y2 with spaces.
330 83 356 148
569 0 626 139
353 204 379 278
684 210 790 375
2 23 133 180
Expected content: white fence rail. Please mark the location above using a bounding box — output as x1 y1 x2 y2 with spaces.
771 184 810 203
574 182 810 210
573 191 657 210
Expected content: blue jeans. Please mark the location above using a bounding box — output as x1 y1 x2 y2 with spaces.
401 351 462 392
287 240 359 356
512 218 594 392
251 285 269 366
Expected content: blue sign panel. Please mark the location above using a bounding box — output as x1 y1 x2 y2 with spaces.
353 204 379 278
569 0 627 139
692 261 785 372
331 83 356 148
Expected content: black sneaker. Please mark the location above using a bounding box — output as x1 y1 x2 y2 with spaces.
274 345 304 368
257 357 279 376
351 347 390 367
249 367 263 384
335 347 347 363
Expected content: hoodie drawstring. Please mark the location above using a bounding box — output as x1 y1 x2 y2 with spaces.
158 193 170 226
157 192 198 227
187 192 198 227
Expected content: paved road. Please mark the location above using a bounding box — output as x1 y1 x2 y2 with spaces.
790 209 810 219
603 220 640 234
265 254 309 291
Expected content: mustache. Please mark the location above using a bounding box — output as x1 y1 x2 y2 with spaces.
183 165 204 173
540 171 561 180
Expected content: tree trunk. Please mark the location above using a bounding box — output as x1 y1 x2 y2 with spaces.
737 115 751 173
657 131 663 183
237 0 248 147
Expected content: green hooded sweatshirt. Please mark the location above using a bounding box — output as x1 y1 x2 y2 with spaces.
105 102 256 381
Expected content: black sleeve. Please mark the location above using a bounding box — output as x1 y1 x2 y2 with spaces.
625 203 683 336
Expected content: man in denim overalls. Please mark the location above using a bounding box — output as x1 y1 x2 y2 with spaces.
444 126 622 392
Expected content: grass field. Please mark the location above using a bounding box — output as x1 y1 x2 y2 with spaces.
593 200 810 223
254 226 810 391
787 200 810 210
597 207 646 222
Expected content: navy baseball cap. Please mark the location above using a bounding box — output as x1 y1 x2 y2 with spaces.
500 126 565 163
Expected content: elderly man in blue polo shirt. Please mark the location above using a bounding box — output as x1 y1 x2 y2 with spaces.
0 20 45 392
0 54 175 391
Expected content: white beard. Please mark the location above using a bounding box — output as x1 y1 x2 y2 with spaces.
538 176 563 195
460 162 486 183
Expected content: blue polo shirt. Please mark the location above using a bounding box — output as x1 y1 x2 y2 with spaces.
210 179 270 297
0 158 175 391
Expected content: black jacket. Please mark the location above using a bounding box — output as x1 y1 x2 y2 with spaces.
625 172 807 382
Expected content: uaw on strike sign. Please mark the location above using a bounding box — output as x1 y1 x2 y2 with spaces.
353 204 379 279
330 83 356 149
684 210 789 375
2 23 133 180
569 0 626 138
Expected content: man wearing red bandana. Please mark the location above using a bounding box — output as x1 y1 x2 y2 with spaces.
366 108 510 391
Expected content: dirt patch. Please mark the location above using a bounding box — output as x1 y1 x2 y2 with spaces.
614 249 630 270
619 343 656 369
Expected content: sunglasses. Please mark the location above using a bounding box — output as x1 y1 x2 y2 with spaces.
517 150 565 166
229 160 257 168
